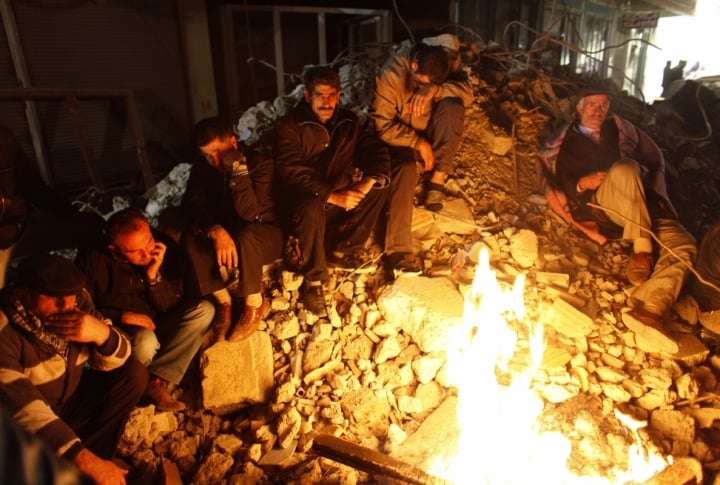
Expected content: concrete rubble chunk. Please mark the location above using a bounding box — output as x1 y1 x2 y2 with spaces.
544 298 594 340
377 276 464 353
201 333 274 415
650 409 696 442
509 228 538 268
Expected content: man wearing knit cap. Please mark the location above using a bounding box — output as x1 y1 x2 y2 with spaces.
536 85 697 354
0 253 147 485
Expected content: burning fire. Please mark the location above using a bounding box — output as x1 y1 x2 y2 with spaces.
430 247 669 484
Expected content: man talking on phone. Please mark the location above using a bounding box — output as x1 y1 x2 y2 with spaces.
76 208 214 411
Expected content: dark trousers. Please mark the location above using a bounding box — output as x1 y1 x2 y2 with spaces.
182 222 284 298
292 186 388 282
58 358 147 459
425 97 465 175
382 149 420 255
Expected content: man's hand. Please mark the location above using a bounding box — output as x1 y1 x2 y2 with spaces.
121 311 156 331
327 188 366 211
545 187 608 246
45 310 111 346
545 188 573 223
145 241 166 282
221 149 247 174
577 171 607 192
209 226 238 269
408 84 439 117
416 139 435 172
73 448 128 485
349 177 376 196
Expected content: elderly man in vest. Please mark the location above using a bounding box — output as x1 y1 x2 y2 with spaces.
536 86 697 354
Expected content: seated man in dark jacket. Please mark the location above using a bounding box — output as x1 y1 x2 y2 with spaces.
76 208 214 411
0 125 103 287
0 253 146 485
274 66 391 315
182 117 285 343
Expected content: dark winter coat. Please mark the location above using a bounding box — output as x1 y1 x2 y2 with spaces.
273 101 391 202
181 151 279 237
75 231 184 324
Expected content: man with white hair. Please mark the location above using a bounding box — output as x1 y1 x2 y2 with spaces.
536 86 697 354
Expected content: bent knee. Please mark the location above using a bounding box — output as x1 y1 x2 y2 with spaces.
608 159 641 178
185 299 216 329
131 329 160 366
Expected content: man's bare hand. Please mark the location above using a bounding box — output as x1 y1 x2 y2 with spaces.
577 171 607 192
46 309 111 346
348 177 376 196
573 220 608 246
327 188 366 211
74 448 128 485
145 241 166 282
121 311 156 331
545 188 573 223
417 140 435 172
408 84 439 117
209 226 238 269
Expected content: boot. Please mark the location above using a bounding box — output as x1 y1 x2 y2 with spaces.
144 375 185 411
212 302 232 342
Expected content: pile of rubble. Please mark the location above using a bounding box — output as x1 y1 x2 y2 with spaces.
111 39 720 484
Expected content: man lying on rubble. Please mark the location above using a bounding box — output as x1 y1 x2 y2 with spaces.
0 253 147 485
536 85 697 353
76 208 214 411
274 65 391 315
181 116 284 343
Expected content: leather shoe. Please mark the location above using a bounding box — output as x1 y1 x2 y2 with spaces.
144 376 185 411
626 252 653 286
227 298 270 342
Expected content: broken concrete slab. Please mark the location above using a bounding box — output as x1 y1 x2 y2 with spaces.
200 332 274 414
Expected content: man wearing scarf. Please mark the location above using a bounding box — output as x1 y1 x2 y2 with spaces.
0 253 147 484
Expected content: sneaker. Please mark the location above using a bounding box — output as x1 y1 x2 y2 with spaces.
622 309 678 354
328 252 377 274
227 298 270 342
144 376 186 411
382 253 422 281
304 281 327 316
626 252 654 286
425 189 446 212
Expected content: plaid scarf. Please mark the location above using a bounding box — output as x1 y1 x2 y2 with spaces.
4 293 69 360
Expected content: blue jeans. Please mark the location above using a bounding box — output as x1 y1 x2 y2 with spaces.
126 299 214 384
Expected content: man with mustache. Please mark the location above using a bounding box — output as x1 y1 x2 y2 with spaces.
536 86 697 354
274 66 391 315
0 253 146 485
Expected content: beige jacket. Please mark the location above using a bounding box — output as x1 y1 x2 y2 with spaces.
372 53 473 150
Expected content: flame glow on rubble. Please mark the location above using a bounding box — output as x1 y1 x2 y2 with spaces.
429 247 669 484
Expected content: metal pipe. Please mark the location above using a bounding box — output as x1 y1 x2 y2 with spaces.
312 434 452 485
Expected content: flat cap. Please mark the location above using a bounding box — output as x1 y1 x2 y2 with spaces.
16 254 85 296
577 83 615 99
